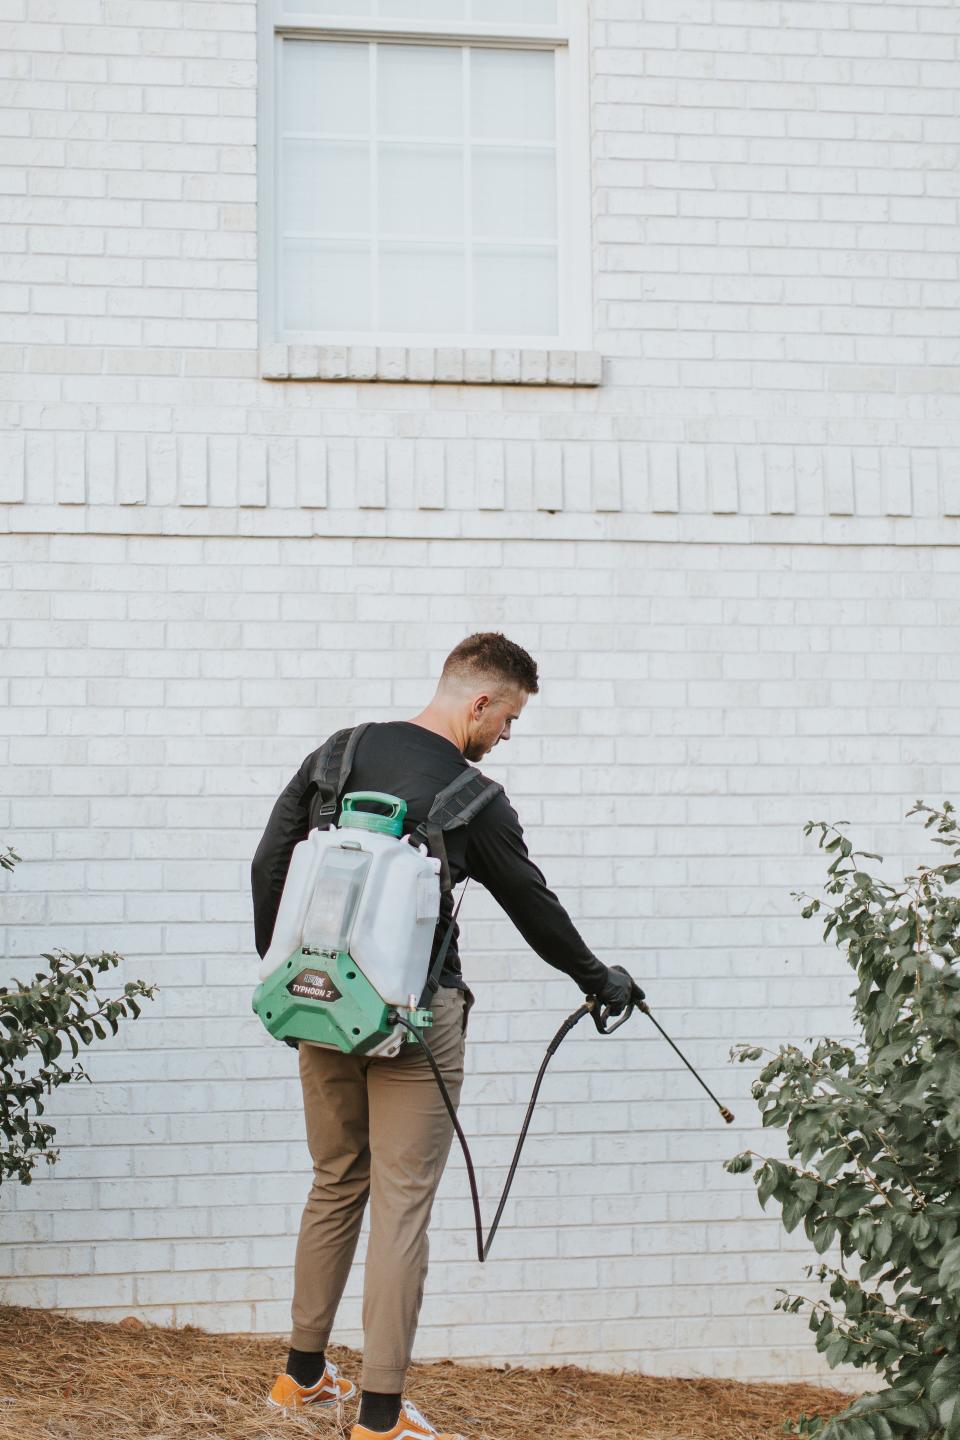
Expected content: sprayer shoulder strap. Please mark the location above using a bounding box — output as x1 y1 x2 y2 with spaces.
411 767 503 895
415 769 502 1008
307 723 372 828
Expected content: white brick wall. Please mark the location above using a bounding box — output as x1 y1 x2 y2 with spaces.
3 533 958 1386
2 0 959 1388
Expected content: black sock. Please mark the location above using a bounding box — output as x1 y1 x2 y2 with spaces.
286 1345 325 1387
358 1390 402 1431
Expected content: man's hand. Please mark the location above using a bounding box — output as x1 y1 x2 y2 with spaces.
596 964 645 1015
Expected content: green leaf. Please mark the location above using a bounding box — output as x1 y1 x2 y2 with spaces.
724 1152 753 1175
824 1335 849 1367
938 1238 960 1293
885 1402 932 1431
817 1147 848 1183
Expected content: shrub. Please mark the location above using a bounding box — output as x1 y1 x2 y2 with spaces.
725 802 960 1439
1 846 156 1186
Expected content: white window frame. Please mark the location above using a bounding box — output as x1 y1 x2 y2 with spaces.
257 2 593 357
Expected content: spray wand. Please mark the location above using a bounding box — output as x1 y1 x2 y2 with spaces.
389 965 733 1264
589 966 735 1125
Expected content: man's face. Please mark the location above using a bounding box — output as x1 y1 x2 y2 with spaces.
463 685 528 762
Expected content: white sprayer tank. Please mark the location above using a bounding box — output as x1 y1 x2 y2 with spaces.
260 798 442 1006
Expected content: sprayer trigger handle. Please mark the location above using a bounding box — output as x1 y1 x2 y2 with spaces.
596 1002 634 1035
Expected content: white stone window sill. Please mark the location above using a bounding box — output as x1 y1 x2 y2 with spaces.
260 344 602 387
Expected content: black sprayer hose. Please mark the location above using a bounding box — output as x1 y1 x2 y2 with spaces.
390 1004 591 1263
391 993 733 1261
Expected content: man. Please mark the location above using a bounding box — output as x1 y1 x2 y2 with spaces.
251 632 641 1440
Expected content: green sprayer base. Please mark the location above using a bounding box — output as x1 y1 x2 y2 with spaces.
253 948 429 1054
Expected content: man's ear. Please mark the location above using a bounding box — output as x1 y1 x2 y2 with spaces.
472 691 490 718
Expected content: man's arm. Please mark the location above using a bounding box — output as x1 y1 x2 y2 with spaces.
463 791 609 995
250 750 316 959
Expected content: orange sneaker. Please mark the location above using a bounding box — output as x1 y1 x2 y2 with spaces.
349 1398 464 1440
267 1359 355 1410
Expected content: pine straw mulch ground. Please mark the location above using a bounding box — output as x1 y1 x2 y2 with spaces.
0 1304 858 1440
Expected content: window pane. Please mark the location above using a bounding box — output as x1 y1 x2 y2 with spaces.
277 36 565 339
283 241 373 331
380 144 463 237
283 140 370 234
377 43 462 138
470 47 554 142
283 0 372 11
470 0 557 17
472 147 555 240
282 41 369 137
377 0 467 16
379 246 466 332
281 0 556 17
474 245 557 335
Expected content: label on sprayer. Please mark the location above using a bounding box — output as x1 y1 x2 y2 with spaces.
286 968 342 1004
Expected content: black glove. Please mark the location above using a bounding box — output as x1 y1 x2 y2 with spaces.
596 964 645 1015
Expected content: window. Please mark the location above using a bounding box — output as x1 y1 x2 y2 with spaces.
258 1 592 363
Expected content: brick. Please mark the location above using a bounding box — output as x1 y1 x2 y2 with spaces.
116 431 147 505
357 439 387 509
83 430 115 506
649 444 679 512
258 343 287 379
944 452 960 517
476 440 504 511
520 350 548 385
825 448 854 515
534 442 563 512
406 348 434 383
708 445 737 514
434 348 464 383
344 346 374 381
882 448 912 516
55 433 86 505
766 447 796 514
238 436 266 508
178 433 207 506
464 348 493 384
576 351 603 385
0 430 25 502
679 443 707 513
296 437 326 510
592 443 621 512
492 348 520 384
415 439 444 511
268 437 296 510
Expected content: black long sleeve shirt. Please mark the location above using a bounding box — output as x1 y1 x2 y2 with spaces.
251 720 607 996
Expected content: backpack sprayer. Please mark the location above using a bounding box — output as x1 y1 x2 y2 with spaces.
253 731 733 1261
253 790 442 1059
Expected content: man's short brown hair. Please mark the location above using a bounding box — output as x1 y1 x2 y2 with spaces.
441 632 540 695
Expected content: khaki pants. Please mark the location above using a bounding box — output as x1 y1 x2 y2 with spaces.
290 986 468 1393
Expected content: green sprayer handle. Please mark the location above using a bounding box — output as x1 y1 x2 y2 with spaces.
341 792 407 822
